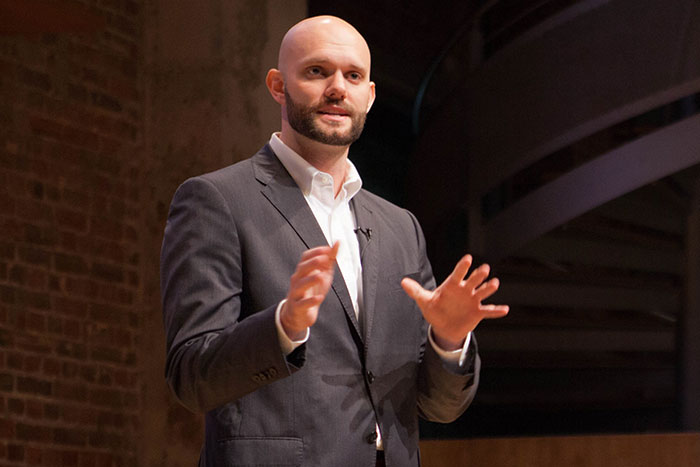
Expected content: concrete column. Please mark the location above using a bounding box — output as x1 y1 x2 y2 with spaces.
139 2 306 466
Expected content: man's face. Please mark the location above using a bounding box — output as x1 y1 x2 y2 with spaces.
278 19 376 149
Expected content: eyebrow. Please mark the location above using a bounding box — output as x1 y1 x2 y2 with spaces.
301 57 368 74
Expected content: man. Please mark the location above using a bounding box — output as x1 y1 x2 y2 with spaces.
161 16 508 467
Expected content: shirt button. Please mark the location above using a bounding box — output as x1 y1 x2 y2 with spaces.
366 431 378 444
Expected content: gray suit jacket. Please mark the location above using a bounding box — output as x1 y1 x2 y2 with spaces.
160 145 480 467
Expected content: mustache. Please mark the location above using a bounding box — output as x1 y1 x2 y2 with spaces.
316 98 354 113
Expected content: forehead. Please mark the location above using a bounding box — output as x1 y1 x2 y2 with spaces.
284 23 371 71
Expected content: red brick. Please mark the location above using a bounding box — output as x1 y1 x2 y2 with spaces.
26 312 46 333
90 388 122 408
64 319 82 339
89 216 123 241
0 418 15 438
18 246 51 266
6 353 22 370
8 398 24 415
97 410 124 428
43 358 60 377
0 285 16 305
0 217 22 242
62 405 97 425
56 341 87 360
0 372 13 392
55 252 89 274
62 188 90 208
53 296 88 319
44 402 60 420
91 262 123 283
56 207 88 232
0 241 15 260
24 223 58 246
89 429 125 449
91 346 122 364
90 91 122 113
7 443 24 462
98 284 133 305
25 399 43 419
16 376 52 396
53 381 88 402
15 198 53 223
88 303 128 326
63 125 101 151
16 289 50 309
16 422 52 442
29 116 65 140
79 451 97 467
54 427 87 446
24 354 41 372
25 446 42 465
64 277 100 299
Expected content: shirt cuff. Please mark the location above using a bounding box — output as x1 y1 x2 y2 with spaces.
428 325 472 368
275 299 310 356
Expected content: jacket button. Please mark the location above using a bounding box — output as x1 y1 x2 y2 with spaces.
366 370 375 384
366 431 377 444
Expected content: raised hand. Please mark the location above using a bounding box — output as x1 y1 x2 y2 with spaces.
401 254 509 350
280 242 340 340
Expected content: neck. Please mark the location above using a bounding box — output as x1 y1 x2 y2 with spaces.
280 131 350 197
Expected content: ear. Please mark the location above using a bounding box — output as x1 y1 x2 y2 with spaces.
366 81 376 113
266 68 285 105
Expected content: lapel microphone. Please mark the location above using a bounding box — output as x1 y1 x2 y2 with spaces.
354 227 372 241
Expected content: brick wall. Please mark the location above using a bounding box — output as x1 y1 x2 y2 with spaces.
0 1 306 465
0 1 143 465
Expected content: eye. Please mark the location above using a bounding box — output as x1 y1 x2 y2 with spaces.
307 66 323 77
347 72 362 81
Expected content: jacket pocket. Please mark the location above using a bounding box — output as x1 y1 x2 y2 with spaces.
215 436 303 467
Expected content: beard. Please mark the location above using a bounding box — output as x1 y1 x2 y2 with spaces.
284 88 367 146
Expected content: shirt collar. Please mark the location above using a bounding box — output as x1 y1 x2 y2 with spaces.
269 133 362 199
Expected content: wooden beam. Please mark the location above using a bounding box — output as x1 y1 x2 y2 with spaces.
420 433 700 467
478 113 700 260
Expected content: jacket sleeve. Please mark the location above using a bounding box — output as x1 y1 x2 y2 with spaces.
405 210 481 423
160 176 304 413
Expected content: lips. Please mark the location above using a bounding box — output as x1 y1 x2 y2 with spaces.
317 105 350 117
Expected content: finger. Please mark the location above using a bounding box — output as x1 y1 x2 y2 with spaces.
473 277 500 301
329 241 340 260
289 272 332 300
447 254 473 285
294 254 337 277
292 294 326 311
479 304 510 319
464 263 491 291
400 277 431 308
299 244 339 262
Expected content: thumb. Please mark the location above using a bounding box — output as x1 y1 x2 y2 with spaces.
401 277 430 307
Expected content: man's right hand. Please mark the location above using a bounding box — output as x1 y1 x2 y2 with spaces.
280 242 339 340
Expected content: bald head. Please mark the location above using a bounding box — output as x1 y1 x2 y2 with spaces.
266 15 376 156
278 16 371 77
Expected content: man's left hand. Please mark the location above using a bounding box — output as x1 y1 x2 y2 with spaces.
401 254 509 350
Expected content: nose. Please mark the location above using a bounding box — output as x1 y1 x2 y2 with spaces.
325 70 346 100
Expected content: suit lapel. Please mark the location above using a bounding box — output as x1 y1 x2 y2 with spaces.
352 193 379 346
252 146 363 341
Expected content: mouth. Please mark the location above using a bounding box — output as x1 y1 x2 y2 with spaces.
317 105 351 120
